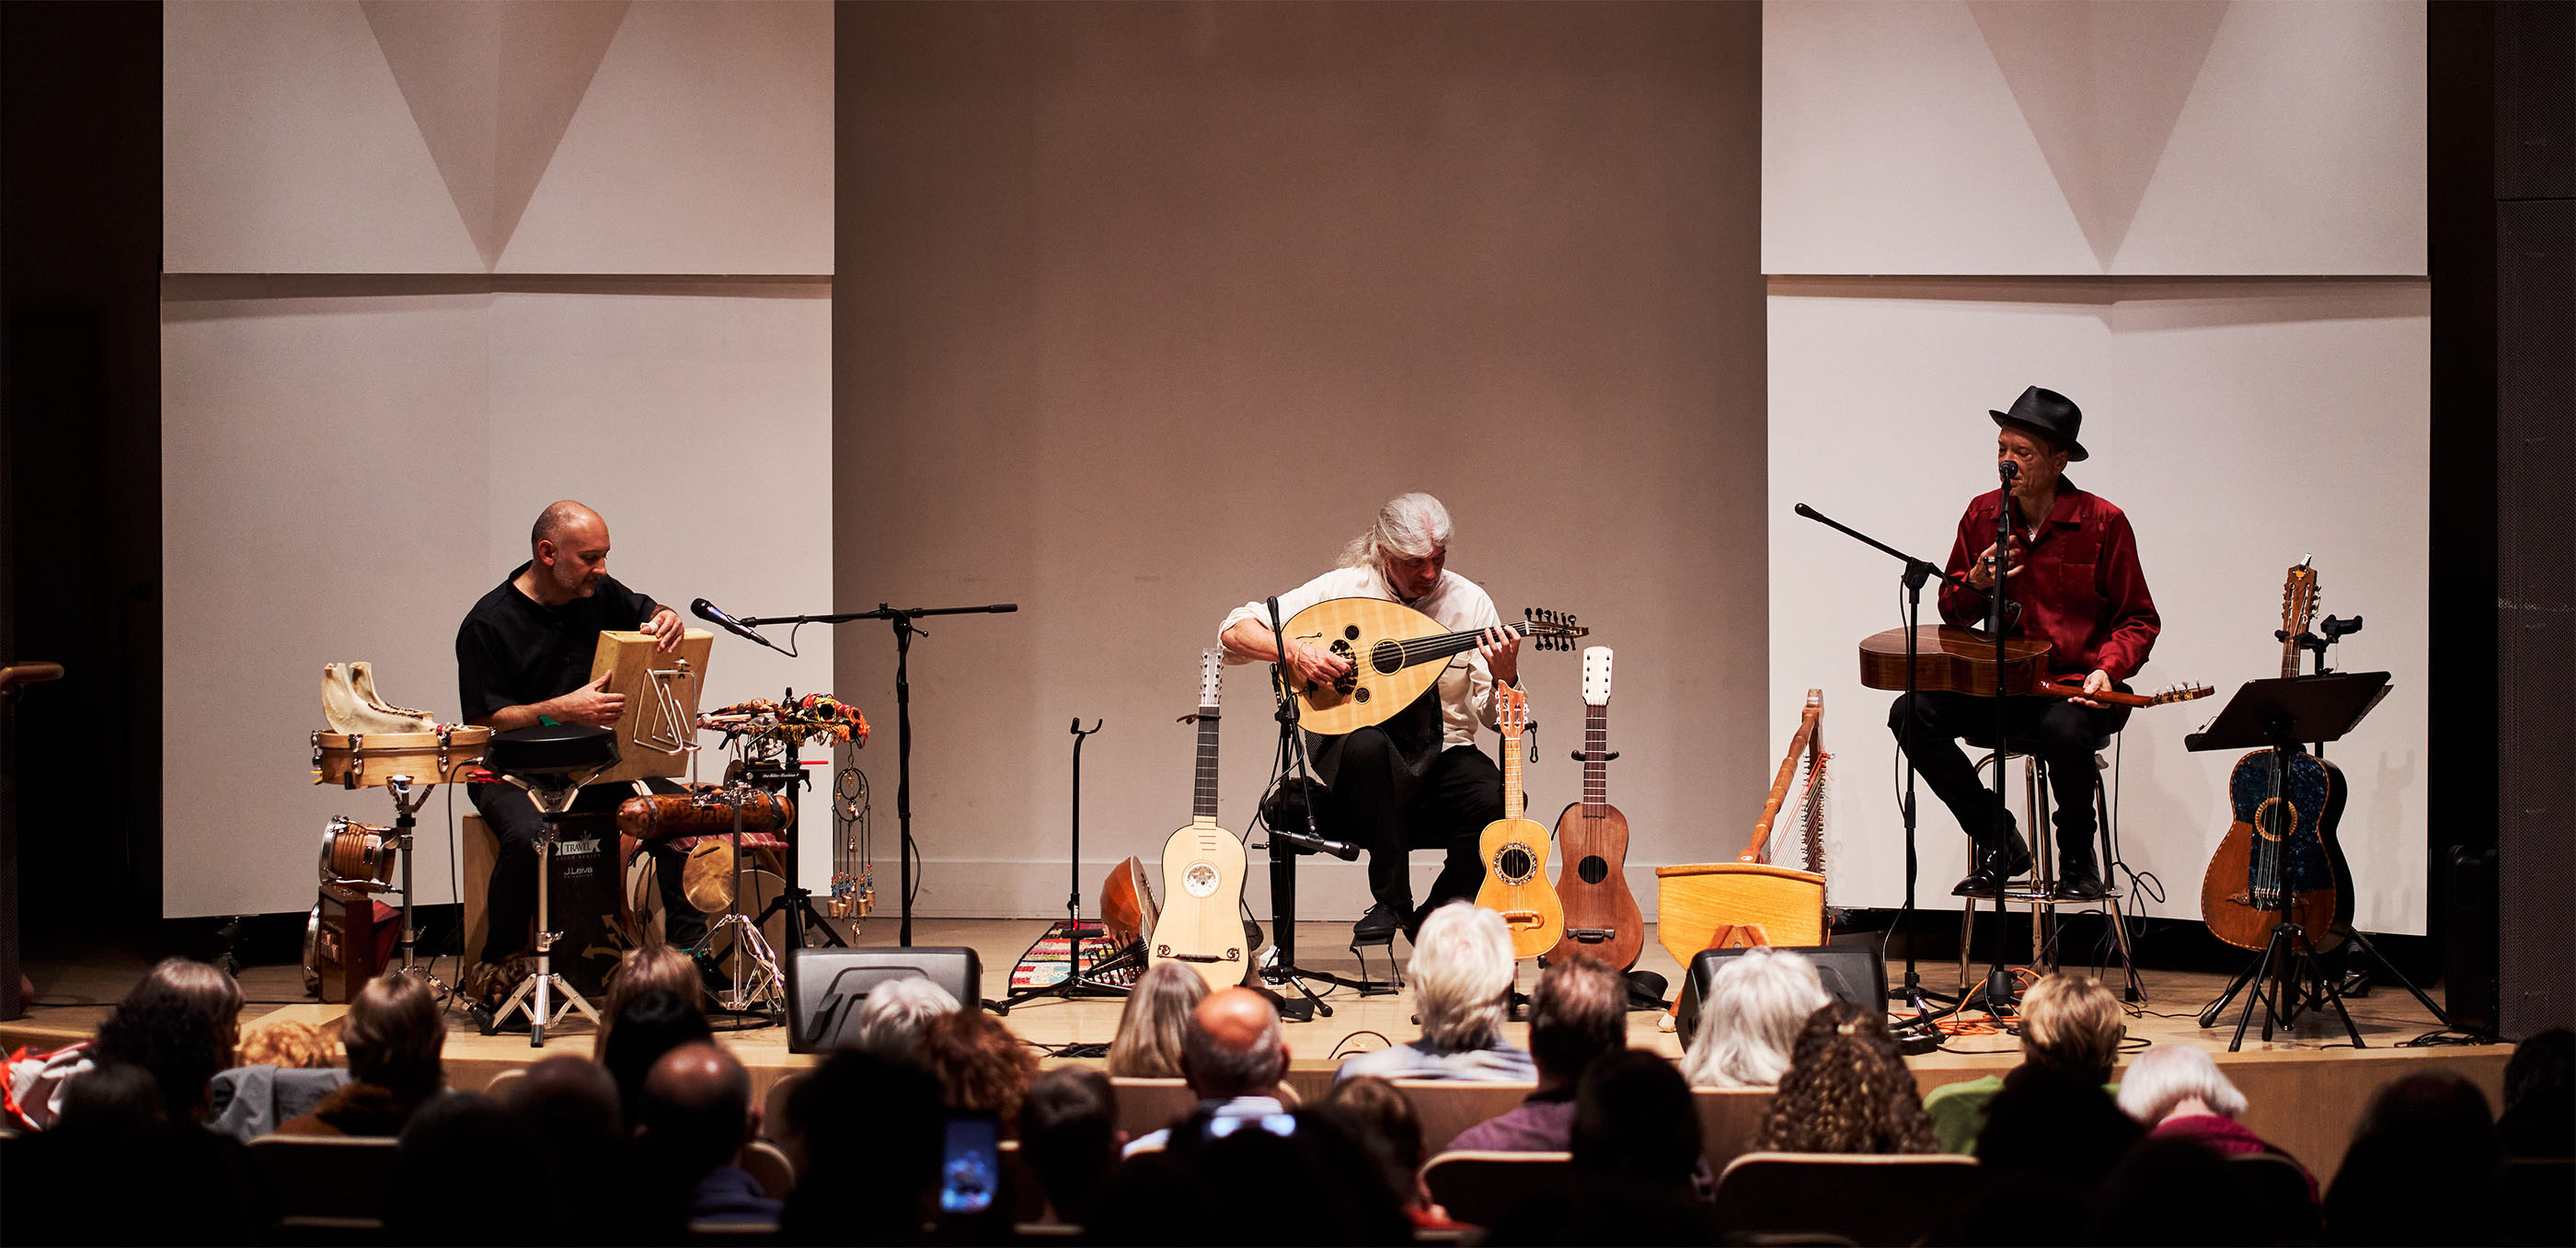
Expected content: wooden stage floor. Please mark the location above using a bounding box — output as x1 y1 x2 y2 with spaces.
9 917 2509 1184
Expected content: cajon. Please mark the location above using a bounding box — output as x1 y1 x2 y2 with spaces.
587 629 712 785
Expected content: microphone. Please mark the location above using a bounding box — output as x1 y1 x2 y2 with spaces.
1268 826 1362 861
1999 460 2019 482
691 598 783 652
1792 503 1820 521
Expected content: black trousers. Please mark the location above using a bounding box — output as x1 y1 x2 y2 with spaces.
473 777 704 964
1887 691 2129 864
1322 728 1503 921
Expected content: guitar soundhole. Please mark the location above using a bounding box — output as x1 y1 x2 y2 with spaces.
2253 797 2297 843
1494 845 1535 883
1183 862 1220 897
1370 639 1403 675
1578 856 1609 885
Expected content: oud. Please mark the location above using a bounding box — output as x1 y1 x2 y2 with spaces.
1277 598 1586 735
1151 649 1250 991
1475 684 1564 960
1552 647 1642 971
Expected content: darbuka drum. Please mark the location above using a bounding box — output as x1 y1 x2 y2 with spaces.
310 724 490 790
319 815 398 891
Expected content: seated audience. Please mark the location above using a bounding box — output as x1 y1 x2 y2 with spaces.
2496 1025 2571 1159
1127 986 1290 1154
1491 1050 1717 1244
592 942 703 1061
1451 958 1626 1151
849 975 961 1060
1322 1076 1454 1229
780 1050 946 1243
1680 947 1828 1089
1016 1066 1123 1228
1924 973 2122 1153
1754 1000 1940 1153
392 1092 546 1244
916 1006 1040 1131
2088 1136 2265 1248
3 1060 267 1244
2324 1071 2501 1246
279 971 443 1137
600 987 712 1127
1336 901 1535 1083
633 1041 781 1227
90 955 246 1127
1106 959 1211 1078
504 1055 633 1239
2115 1042 2315 1197
1975 1062 2145 1188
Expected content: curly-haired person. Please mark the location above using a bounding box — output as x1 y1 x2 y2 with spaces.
1754 1000 1940 1154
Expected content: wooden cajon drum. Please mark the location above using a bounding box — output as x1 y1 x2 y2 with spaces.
587 629 713 785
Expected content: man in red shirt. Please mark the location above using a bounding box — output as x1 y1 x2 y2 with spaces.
1891 387 2160 899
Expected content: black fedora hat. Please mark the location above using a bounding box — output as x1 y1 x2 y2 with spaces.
1990 386 2087 461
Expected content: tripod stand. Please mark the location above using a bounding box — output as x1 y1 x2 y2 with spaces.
741 724 840 954
989 719 1141 1015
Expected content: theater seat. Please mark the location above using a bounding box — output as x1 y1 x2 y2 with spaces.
1711 1151 1977 1246
1419 1150 1577 1227
2227 1150 2320 1242
247 1135 401 1231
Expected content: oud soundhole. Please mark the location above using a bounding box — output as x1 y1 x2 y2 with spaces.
1344 625 1361 641
1495 846 1535 882
1578 856 1609 885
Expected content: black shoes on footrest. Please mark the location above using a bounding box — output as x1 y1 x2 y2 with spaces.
2051 865 2110 901
1352 903 1404 943
1952 835 2035 897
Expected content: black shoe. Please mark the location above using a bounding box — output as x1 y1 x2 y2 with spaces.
1952 836 2035 897
2051 869 2110 901
1352 903 1403 943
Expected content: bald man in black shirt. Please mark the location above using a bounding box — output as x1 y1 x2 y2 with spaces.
457 501 702 982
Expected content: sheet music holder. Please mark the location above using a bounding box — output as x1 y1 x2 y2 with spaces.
2184 671 2390 754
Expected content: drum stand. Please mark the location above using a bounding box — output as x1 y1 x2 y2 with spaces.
480 791 601 1046
706 777 789 1021
380 774 452 1000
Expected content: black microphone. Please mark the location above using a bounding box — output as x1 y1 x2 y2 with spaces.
691 598 781 651
1268 826 1362 861
1999 459 2019 482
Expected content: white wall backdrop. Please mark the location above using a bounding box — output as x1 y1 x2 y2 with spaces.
1767 283 2432 933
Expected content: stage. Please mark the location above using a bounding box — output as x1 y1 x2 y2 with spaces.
8 917 2507 1184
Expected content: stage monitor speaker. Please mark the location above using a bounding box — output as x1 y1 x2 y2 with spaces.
787 946 982 1054
1675 943 1888 1046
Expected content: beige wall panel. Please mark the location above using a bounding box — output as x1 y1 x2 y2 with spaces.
162 294 493 917
164 2 485 274
2114 0 2425 276
482 289 837 891
1762 0 2099 275
838 2 1767 919
1767 280 2430 933
500 1 834 275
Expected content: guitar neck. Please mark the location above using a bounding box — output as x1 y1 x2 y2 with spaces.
1501 723 1525 821
1191 706 1220 821
1580 702 1608 816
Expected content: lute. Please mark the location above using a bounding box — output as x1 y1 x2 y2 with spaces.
1551 647 1642 971
1279 597 1586 735
1474 683 1564 960
1150 649 1250 990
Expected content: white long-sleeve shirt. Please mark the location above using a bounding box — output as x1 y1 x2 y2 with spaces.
1220 565 1506 750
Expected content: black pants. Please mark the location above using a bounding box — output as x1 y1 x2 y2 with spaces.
473 777 704 964
1323 728 1503 922
1887 691 2128 865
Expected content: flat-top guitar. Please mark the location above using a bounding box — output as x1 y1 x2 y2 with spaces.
1553 647 1642 971
1475 683 1564 961
2200 560 2352 953
1151 650 1250 991
1279 598 1587 735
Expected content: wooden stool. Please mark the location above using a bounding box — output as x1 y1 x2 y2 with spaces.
1954 741 2144 1002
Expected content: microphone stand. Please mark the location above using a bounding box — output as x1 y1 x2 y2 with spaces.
1254 595 1383 1017
1793 504 1979 1019
1971 464 2021 1019
734 603 1019 947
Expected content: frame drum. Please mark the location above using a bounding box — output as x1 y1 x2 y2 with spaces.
311 724 490 790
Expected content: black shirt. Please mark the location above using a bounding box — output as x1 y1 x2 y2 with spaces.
455 562 659 723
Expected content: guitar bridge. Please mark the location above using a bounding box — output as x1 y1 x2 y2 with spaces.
1566 928 1616 943
1500 911 1546 929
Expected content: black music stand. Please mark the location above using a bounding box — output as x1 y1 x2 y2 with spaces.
2184 672 2390 1050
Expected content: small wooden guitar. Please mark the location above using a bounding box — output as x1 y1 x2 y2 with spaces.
1152 649 1250 991
2200 560 2352 953
1475 684 1564 960
1552 647 1643 971
1279 598 1587 735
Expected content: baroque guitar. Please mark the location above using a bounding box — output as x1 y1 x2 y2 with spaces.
1552 646 1643 971
1474 683 1564 960
1150 649 1251 991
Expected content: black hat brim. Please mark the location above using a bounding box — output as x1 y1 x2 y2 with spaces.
1990 410 2087 461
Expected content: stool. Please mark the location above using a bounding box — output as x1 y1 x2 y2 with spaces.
1954 737 2144 1003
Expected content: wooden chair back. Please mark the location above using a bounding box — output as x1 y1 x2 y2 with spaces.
247 1135 402 1226
1419 1150 1578 1228
1711 1151 1977 1245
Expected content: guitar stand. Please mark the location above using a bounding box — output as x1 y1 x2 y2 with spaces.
989 720 1139 1015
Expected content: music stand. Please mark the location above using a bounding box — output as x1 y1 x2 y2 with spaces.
2184 672 2390 1050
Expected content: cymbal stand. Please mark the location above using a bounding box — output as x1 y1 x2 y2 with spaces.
381 773 452 1000
707 777 787 1019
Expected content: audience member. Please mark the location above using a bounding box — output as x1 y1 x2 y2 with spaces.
1491 1049 1716 1244
780 1050 945 1243
391 1092 546 1244
1451 958 1625 1151
2 1060 268 1245
849 975 962 1060
2087 1136 2264 1247
278 971 443 1137
2324 1071 2501 1246
600 987 713 1126
1336 901 1534 1083
504 1055 632 1239
1322 1075 1451 1228
593 942 703 1061
1680 947 1828 1089
915 1006 1040 1130
2496 1025 2571 1159
2116 1043 2314 1197
90 956 246 1126
1755 1000 1940 1153
1016 1066 1122 1227
632 1041 780 1227
1128 986 1290 1154
1924 973 2123 1152
1976 1063 2145 1186
1106 959 1211 1078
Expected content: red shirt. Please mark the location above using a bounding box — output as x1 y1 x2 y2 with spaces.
1938 478 2159 684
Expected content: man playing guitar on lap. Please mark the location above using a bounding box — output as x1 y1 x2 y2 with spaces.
1889 388 2161 901
1219 492 1523 944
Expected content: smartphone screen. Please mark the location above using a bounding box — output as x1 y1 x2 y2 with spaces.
938 1114 1001 1216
